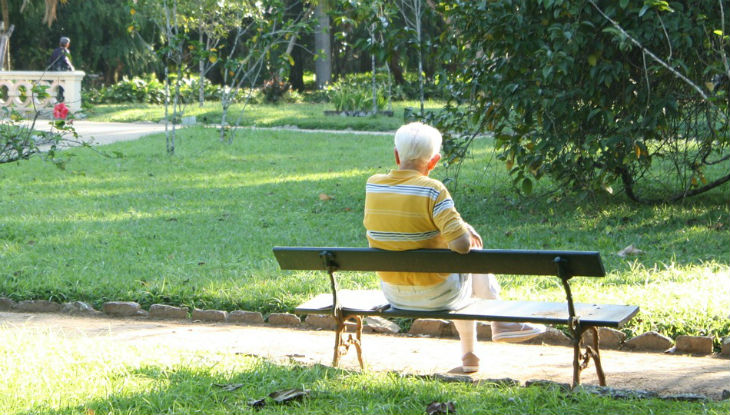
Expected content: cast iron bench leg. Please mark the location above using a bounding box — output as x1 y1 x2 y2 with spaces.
572 325 607 387
333 314 364 369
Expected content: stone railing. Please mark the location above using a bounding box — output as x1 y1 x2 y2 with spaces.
0 70 85 113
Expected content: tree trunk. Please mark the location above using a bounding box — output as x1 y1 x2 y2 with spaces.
415 0 424 116
285 0 304 91
385 63 392 111
289 42 305 91
199 30 205 107
0 24 12 71
388 53 405 85
314 1 331 89
0 0 8 70
371 27 377 114
1 0 8 32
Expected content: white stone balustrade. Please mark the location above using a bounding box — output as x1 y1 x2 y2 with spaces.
0 71 85 113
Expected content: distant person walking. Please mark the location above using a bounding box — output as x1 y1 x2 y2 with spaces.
48 36 74 71
48 36 74 102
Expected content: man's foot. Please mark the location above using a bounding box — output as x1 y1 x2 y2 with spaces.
491 322 546 343
461 352 480 373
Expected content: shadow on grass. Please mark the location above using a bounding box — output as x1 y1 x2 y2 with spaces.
27 357 730 415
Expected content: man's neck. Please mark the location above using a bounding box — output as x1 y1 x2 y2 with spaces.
398 160 429 176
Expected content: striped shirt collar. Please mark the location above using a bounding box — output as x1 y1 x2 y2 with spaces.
389 169 425 179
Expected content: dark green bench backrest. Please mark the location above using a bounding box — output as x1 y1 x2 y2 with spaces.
273 247 605 278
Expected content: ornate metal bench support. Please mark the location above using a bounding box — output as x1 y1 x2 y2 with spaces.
333 314 364 368
556 257 607 388
320 250 365 369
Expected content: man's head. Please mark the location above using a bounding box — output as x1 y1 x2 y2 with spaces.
394 122 442 169
59 37 70 48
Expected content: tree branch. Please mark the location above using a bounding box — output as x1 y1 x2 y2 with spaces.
588 0 727 123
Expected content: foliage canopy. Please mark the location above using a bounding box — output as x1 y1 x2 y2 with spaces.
436 0 729 202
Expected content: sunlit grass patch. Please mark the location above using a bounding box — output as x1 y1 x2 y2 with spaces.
85 100 446 132
0 127 728 346
1 327 727 415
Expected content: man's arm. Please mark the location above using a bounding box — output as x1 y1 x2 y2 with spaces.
448 232 471 254
447 223 483 254
64 52 75 71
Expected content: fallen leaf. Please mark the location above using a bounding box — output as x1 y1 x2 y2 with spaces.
426 401 456 415
269 388 309 403
214 383 244 392
319 193 334 201
234 352 259 357
617 244 644 258
248 398 266 409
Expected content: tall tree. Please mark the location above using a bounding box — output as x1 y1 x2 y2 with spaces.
189 0 238 106
397 0 424 115
218 0 309 142
131 0 189 155
0 0 65 69
313 0 331 88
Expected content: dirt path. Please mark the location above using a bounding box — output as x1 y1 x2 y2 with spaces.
1 311 728 400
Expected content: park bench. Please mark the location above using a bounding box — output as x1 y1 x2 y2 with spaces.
273 247 639 387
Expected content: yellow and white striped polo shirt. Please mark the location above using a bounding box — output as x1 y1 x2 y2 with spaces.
363 169 469 286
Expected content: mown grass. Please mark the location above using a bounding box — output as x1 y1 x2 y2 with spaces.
84 100 444 132
0 127 728 345
1 328 727 415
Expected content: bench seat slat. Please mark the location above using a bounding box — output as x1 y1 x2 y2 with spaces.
274 247 605 277
296 290 639 328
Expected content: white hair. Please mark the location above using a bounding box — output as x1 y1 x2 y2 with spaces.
394 122 442 162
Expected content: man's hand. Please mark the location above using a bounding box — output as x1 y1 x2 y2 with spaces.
466 223 483 249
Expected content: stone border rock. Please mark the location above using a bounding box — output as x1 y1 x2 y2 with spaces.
0 297 727 358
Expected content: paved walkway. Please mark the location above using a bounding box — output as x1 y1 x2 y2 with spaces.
29 120 170 146
67 120 170 145
1 311 728 400
29 120 393 147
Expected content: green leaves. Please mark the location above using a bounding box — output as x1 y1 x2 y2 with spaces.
436 0 729 202
521 177 533 195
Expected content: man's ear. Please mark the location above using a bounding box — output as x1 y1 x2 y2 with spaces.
426 153 441 171
394 148 401 166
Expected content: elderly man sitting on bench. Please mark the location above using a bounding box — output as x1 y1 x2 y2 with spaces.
363 122 546 373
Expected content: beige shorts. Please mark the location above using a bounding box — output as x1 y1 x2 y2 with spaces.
380 273 472 311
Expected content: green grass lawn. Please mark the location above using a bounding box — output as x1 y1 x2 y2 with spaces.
83 100 444 131
1 328 728 414
1 127 728 346
1 125 729 414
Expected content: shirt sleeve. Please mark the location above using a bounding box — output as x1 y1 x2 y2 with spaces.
431 185 469 242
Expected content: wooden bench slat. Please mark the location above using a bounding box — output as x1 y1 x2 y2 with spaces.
296 291 639 328
273 247 605 277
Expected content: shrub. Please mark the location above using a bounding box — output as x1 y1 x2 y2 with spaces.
261 75 290 104
327 75 387 114
329 85 385 114
83 75 258 105
302 89 329 104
